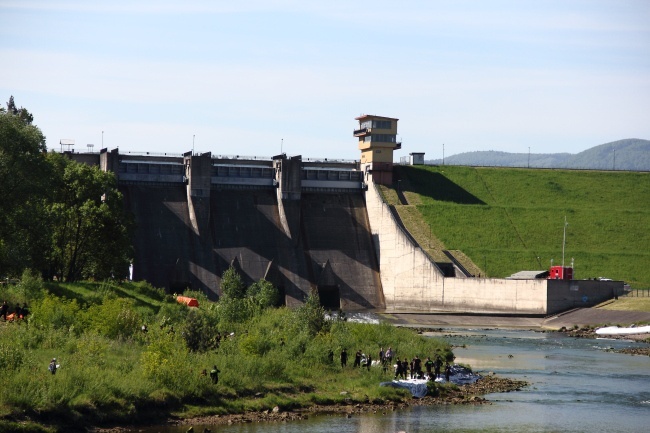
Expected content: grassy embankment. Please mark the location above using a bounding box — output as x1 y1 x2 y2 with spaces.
597 296 650 312
383 165 650 288
0 279 453 433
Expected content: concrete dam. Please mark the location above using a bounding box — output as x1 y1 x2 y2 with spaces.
82 134 622 315
101 149 384 310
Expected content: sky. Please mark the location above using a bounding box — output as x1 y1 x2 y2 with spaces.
1 0 649 161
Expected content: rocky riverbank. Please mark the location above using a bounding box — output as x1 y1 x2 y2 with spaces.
90 375 526 432
556 326 650 356
161 375 527 429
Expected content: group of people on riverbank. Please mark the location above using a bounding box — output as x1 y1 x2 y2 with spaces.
393 354 451 382
0 300 29 322
336 346 452 382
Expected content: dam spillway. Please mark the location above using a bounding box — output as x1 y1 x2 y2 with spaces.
101 149 384 310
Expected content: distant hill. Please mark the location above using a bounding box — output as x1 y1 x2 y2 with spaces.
426 139 650 171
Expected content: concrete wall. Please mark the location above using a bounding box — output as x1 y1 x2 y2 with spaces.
365 180 551 314
547 279 624 314
364 179 626 315
120 184 218 294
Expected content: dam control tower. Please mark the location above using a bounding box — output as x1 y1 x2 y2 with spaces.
354 114 400 185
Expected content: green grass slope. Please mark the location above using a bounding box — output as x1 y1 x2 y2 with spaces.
394 165 650 288
0 280 452 432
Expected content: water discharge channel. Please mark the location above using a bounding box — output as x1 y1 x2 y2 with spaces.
128 329 649 433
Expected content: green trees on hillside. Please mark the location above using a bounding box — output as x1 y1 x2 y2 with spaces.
0 98 51 276
0 96 132 281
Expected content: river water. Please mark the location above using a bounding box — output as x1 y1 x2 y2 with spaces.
130 329 649 433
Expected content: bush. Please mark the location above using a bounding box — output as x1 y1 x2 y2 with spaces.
82 297 140 340
220 267 246 300
247 279 280 308
29 295 81 332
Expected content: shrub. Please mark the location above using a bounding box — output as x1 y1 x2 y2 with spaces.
247 279 280 308
82 297 140 340
29 295 81 332
182 309 220 353
220 267 246 300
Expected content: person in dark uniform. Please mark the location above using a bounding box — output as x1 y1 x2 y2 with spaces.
0 301 7 321
414 356 422 379
401 359 409 379
340 349 348 368
353 349 362 368
425 357 434 379
209 365 220 384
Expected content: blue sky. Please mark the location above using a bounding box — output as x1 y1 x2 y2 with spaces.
1 0 648 160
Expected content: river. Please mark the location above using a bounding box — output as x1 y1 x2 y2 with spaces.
129 329 649 433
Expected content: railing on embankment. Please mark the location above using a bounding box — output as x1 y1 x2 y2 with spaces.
623 289 650 297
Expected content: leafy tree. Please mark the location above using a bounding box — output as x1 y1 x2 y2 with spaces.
4 96 34 125
46 154 132 281
295 291 329 337
182 309 220 352
220 266 246 299
247 278 280 308
0 96 51 277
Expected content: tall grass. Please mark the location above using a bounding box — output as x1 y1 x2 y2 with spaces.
397 166 650 287
0 281 450 431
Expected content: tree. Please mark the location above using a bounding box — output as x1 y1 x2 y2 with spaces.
0 96 50 277
4 96 34 125
220 266 246 299
46 155 133 281
247 278 280 308
296 291 329 337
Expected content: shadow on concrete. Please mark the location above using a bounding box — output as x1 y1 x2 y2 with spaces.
123 185 384 310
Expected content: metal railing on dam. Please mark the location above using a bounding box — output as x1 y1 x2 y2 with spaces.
104 151 365 191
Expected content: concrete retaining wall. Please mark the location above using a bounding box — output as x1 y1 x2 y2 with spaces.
547 279 624 314
365 180 550 314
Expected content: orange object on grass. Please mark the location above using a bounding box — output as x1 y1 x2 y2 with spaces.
176 296 199 307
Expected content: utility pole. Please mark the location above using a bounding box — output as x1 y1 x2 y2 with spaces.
562 216 568 268
528 147 530 168
442 143 445 166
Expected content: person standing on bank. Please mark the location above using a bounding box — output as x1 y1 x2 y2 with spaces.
0 301 8 321
340 348 348 368
210 365 220 384
49 358 58 375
